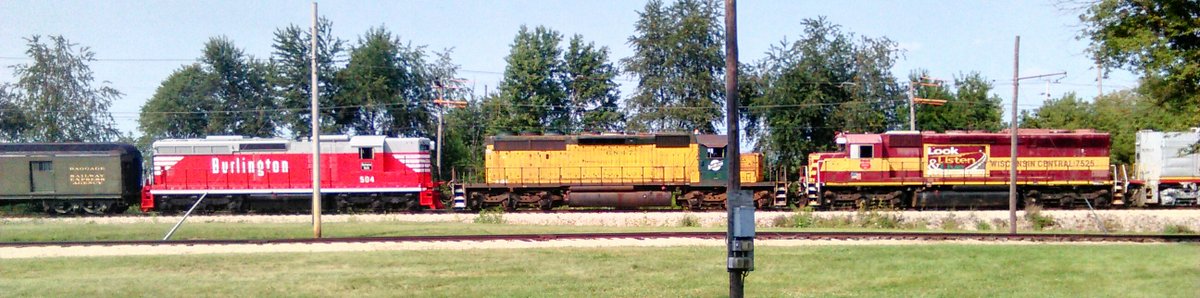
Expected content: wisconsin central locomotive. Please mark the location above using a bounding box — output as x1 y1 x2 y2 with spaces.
142 135 439 213
802 129 1116 209
457 133 788 210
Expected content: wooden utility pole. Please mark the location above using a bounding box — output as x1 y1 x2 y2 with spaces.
724 1 754 297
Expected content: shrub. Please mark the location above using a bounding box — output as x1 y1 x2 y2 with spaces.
974 220 992 231
1163 224 1195 234
678 214 701 227
1024 205 1055 230
939 215 961 231
473 208 506 224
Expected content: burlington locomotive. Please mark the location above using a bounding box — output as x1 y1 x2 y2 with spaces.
142 135 440 213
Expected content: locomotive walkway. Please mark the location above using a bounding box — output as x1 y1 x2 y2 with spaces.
2 232 1196 259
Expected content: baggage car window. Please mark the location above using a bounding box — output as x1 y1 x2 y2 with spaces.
360 147 374 159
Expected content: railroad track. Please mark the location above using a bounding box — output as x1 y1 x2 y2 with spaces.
3 232 1197 248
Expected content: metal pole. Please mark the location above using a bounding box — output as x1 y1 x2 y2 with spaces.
310 1 322 238
163 193 208 240
1009 36 1019 235
908 83 916 131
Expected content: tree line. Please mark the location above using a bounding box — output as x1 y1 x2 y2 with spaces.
1 0 1195 179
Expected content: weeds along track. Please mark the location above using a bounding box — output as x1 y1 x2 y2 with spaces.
2 232 1197 249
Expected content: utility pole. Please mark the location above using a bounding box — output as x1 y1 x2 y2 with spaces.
908 77 946 131
908 83 916 131
435 80 444 179
1009 36 1066 234
724 1 754 297
433 79 468 180
310 1 322 238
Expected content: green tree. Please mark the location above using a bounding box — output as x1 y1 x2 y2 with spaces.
138 64 217 139
498 25 566 134
0 87 31 141
747 17 904 173
338 27 434 137
563 35 624 132
3 35 120 142
903 71 1004 132
1021 90 1191 164
270 17 347 138
1018 92 1094 130
1078 0 1200 122
622 0 725 133
202 37 276 137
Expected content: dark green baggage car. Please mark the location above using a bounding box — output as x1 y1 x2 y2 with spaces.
0 143 142 215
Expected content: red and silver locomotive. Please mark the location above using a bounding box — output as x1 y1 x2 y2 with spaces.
141 135 440 213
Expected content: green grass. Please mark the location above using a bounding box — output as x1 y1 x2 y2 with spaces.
1 218 1180 243
0 245 1195 297
0 220 725 242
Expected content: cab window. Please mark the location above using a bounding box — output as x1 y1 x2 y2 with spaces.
850 144 874 159
359 147 374 159
707 147 726 159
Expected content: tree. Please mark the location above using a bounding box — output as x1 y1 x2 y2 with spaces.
337 27 434 137
622 0 725 133
270 17 347 138
0 87 31 141
2 35 120 142
498 25 566 134
746 17 904 174
903 71 1004 132
1021 90 1191 164
202 37 276 137
138 64 217 140
1078 0 1200 122
563 35 624 132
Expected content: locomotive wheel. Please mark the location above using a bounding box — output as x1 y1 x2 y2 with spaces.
468 193 484 211
538 197 553 211
228 200 246 214
405 199 421 211
503 197 517 212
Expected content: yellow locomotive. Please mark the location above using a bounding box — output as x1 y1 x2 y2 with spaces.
459 133 786 210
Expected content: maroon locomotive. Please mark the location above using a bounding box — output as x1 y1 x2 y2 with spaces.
802 129 1117 209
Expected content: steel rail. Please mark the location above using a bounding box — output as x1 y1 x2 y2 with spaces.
2 231 1196 248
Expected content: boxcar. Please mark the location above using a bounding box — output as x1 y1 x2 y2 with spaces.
1131 129 1200 206
458 133 786 210
0 143 142 215
142 135 439 213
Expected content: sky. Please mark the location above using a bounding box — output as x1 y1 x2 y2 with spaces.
0 0 1140 136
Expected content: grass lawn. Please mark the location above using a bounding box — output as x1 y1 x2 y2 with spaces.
0 218 1180 243
0 220 729 242
0 244 1196 297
